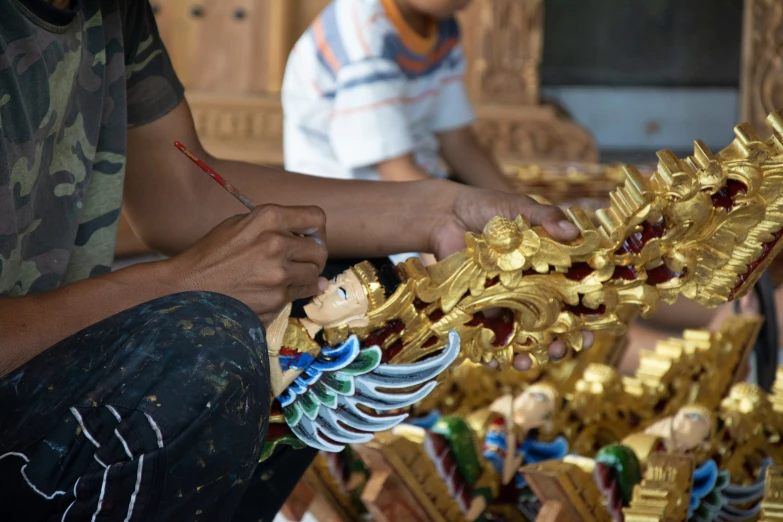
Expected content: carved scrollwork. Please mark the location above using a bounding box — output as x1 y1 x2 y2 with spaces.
474 111 600 163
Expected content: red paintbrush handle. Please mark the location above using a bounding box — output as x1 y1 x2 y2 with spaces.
174 141 256 211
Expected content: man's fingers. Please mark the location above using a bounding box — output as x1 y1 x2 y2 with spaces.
287 281 323 303
582 330 595 350
511 197 580 242
540 217 579 242
547 339 567 360
513 353 533 371
250 204 327 242
739 293 760 315
285 261 323 291
287 234 328 272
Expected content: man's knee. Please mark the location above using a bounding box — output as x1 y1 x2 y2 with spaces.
121 291 267 364
111 291 271 430
125 292 272 466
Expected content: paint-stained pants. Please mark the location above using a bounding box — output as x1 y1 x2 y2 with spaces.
0 291 272 522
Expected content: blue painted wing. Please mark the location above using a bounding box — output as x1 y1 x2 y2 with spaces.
690 457 773 522
515 436 569 488
278 329 461 452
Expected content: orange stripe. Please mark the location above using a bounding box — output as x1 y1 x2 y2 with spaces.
313 17 342 74
380 0 437 55
396 37 458 74
440 74 463 85
310 79 323 95
330 89 438 119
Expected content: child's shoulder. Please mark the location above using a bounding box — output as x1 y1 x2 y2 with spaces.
322 0 460 57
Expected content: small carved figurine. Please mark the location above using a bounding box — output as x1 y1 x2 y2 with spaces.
482 383 568 489
265 258 460 452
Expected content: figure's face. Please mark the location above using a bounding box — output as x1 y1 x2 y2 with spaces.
512 385 556 431
303 269 369 327
670 408 711 452
407 0 473 18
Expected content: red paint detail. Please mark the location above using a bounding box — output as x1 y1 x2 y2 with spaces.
429 309 445 322
485 276 500 288
729 227 783 299
646 264 685 285
279 347 301 357
383 339 405 363
711 179 748 212
595 463 612 489
612 265 638 280
565 262 593 281
490 417 507 428
466 309 515 346
265 422 292 440
615 220 667 256
414 298 428 310
422 336 438 348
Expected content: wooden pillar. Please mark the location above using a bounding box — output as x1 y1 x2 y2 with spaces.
459 0 598 164
267 0 292 93
740 0 783 136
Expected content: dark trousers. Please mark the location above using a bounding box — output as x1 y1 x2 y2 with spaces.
0 291 313 522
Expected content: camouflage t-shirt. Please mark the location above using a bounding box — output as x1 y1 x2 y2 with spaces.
0 0 183 296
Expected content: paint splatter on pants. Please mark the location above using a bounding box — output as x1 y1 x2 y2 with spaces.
0 291 274 522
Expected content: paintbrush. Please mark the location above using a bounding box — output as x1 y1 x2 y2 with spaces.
174 141 256 211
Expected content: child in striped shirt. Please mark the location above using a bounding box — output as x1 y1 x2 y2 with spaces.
282 0 514 191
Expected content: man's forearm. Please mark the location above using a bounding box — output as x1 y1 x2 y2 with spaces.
124 108 455 259
0 260 181 376
205 160 450 257
124 101 461 260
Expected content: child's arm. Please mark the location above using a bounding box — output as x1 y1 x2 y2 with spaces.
376 154 433 182
438 126 515 193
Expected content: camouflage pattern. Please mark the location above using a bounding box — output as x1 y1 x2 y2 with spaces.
0 0 183 296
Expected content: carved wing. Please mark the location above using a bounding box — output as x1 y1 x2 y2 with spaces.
512 436 569 490
278 330 460 452
690 457 772 521
690 459 721 519
715 457 773 521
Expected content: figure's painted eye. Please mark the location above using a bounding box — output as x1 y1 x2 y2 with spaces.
338 287 348 300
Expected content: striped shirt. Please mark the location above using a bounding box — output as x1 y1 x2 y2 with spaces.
282 0 475 181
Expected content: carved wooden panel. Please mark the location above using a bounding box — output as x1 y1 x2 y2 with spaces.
151 0 273 93
188 91 284 163
460 0 542 106
740 0 783 137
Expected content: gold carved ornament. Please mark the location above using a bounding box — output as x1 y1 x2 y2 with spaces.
360 110 783 372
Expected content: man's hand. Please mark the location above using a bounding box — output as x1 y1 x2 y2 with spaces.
427 184 594 370
429 185 581 259
169 204 328 325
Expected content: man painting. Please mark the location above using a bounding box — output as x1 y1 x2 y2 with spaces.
0 1 584 520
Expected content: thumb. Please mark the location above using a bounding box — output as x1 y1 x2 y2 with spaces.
520 202 579 241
